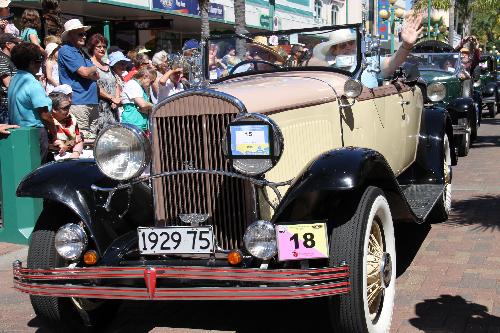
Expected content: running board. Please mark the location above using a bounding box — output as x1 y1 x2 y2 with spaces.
400 184 444 221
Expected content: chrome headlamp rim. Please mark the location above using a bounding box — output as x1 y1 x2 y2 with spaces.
222 113 284 176
427 82 446 102
344 79 363 99
54 223 88 260
243 220 278 260
94 123 151 181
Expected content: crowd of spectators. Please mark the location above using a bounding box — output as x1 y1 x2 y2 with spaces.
0 4 191 163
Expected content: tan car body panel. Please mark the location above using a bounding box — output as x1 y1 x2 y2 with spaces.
213 72 423 217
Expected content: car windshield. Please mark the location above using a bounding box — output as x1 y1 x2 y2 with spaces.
407 53 462 74
205 25 361 81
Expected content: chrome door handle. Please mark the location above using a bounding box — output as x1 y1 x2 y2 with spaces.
399 101 410 105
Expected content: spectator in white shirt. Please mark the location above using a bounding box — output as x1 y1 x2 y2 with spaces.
157 65 184 103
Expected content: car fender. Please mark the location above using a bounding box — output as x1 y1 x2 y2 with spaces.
272 147 418 226
16 159 153 255
482 82 496 97
447 97 476 123
398 105 456 187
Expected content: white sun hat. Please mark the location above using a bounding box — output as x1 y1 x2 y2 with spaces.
61 19 91 41
45 42 60 57
0 0 11 9
313 29 356 61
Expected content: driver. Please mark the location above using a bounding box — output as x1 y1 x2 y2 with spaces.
311 14 423 88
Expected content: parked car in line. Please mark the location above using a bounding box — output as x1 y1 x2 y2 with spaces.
13 24 456 333
408 51 478 156
474 55 499 117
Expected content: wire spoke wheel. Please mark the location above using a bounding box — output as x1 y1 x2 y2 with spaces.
366 220 385 320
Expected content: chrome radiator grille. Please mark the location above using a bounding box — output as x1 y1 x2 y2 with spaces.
151 95 255 250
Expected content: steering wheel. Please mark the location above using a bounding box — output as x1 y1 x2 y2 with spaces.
229 60 280 75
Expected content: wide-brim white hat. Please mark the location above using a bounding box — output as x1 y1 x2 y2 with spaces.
0 0 11 9
313 29 356 61
61 19 91 40
45 42 60 57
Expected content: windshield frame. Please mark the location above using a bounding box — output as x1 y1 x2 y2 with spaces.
408 52 463 75
204 23 363 83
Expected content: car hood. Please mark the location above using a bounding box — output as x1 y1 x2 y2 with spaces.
419 70 456 83
211 71 348 113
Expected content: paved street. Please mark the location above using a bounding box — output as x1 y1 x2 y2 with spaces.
0 117 499 333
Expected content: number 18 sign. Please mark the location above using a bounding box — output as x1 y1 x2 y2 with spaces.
276 222 329 261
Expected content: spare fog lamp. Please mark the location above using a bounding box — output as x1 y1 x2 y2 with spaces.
83 250 98 265
243 220 277 260
94 124 151 181
427 82 446 102
222 113 283 176
55 223 88 260
227 250 243 265
344 79 363 99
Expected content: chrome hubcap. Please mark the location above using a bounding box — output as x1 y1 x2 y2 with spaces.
366 219 386 320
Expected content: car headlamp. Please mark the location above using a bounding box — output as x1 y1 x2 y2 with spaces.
55 223 88 260
94 124 151 180
427 82 446 102
243 220 277 260
223 113 283 176
344 79 363 98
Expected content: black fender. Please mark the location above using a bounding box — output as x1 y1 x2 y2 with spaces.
16 159 154 256
398 105 456 187
482 82 496 98
447 97 475 124
272 148 418 227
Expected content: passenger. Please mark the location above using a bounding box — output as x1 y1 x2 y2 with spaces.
442 59 455 72
222 47 240 72
48 91 85 160
312 14 423 88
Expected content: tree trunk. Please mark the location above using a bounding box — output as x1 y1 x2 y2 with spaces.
448 0 455 45
234 0 247 57
199 0 210 39
41 0 63 37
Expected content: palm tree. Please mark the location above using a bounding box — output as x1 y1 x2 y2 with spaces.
41 0 63 36
234 0 247 57
199 0 210 39
448 0 455 46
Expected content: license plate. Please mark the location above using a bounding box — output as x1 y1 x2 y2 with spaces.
137 226 214 255
276 222 329 261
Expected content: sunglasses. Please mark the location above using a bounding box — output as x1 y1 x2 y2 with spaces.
77 32 86 37
334 40 355 49
59 104 71 111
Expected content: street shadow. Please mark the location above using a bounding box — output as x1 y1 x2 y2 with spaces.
472 118 500 149
395 223 430 277
409 295 500 332
445 194 500 232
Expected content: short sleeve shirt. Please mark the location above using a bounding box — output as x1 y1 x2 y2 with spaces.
0 51 16 95
158 79 184 102
54 114 81 149
8 70 52 128
121 79 144 104
58 43 98 105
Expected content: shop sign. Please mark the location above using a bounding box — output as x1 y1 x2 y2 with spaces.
377 0 389 41
153 0 225 20
259 14 271 29
114 20 173 30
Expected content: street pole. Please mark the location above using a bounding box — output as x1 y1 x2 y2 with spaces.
427 0 431 38
390 6 395 54
346 0 348 24
103 21 110 48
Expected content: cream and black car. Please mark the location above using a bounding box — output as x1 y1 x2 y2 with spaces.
14 24 456 333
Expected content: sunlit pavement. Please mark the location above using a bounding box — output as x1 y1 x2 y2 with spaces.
0 116 499 333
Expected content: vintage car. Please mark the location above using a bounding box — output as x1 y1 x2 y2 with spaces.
408 51 478 156
474 55 499 117
13 24 456 333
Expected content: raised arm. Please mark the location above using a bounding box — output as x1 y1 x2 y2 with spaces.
381 14 423 78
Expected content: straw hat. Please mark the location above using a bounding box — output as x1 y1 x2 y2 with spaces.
0 0 11 9
313 29 356 61
249 36 286 63
61 19 91 40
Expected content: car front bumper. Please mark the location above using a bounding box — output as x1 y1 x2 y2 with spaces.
13 261 350 301
453 124 470 135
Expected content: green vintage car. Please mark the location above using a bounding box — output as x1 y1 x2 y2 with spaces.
408 52 478 156
474 55 499 117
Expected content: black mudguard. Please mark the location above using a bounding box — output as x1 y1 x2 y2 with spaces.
482 82 496 98
272 148 418 227
447 97 475 124
398 105 456 186
16 159 154 255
